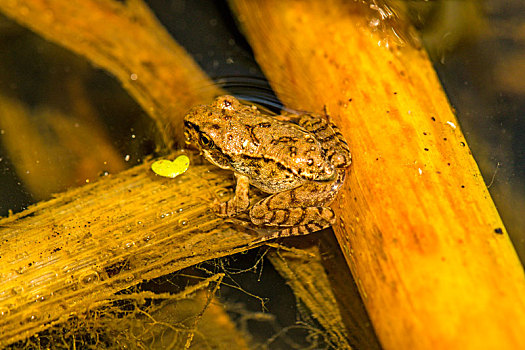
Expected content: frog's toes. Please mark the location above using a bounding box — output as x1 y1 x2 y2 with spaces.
213 201 229 217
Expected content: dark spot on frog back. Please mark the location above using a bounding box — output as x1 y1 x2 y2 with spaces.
219 108 232 120
257 122 272 128
271 136 298 145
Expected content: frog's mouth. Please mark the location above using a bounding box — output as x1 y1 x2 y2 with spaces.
201 149 231 169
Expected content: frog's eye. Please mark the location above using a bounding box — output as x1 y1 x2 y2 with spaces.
200 133 212 146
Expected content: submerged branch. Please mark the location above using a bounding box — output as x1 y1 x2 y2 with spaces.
0 160 263 346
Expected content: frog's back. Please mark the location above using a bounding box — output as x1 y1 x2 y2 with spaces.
184 95 335 193
246 115 335 181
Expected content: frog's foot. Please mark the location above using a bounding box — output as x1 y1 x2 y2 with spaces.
214 173 250 217
250 204 336 228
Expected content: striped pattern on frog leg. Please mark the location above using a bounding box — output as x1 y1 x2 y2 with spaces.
248 222 332 245
247 168 346 242
249 180 337 227
296 113 351 168
250 201 336 228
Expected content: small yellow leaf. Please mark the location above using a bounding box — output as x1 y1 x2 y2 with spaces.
151 156 190 178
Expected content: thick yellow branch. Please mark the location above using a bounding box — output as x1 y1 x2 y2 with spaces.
230 0 525 348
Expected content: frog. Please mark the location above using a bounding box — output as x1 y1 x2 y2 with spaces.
184 95 351 239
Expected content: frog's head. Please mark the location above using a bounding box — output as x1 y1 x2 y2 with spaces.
184 117 230 170
184 96 245 170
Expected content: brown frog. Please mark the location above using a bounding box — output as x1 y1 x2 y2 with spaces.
184 95 351 238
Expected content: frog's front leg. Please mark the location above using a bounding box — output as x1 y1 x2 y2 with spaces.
215 173 250 217
249 181 337 233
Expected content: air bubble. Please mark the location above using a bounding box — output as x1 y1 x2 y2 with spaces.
79 271 100 285
178 218 189 226
160 212 172 219
125 275 135 282
142 232 156 242
215 188 230 198
124 241 136 249
33 294 47 302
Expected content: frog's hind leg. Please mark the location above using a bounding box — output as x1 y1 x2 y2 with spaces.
250 203 336 228
249 178 338 234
